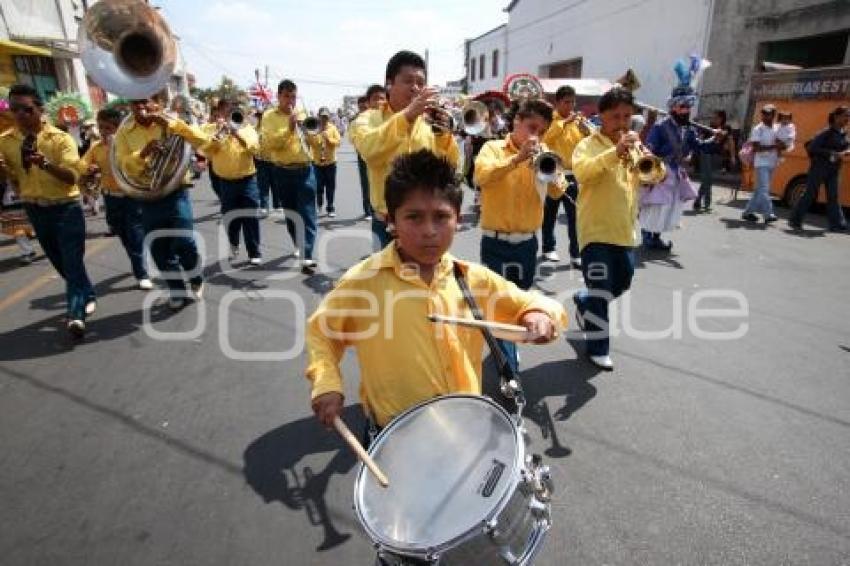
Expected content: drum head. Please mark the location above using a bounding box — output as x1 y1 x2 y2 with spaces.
354 395 521 553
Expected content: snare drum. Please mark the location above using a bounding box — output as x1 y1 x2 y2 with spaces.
354 395 552 565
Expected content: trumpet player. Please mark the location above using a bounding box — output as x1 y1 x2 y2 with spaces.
474 98 565 372
351 50 459 250
259 79 318 274
571 87 643 371
308 107 341 218
541 85 590 268
0 84 95 337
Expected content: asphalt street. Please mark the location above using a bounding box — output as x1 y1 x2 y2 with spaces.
1 141 849 566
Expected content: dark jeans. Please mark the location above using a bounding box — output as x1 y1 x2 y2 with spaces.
139 189 203 296
480 234 539 371
696 153 715 209
357 153 372 216
104 194 148 280
220 175 261 258
791 165 847 229
255 159 280 210
573 243 636 357
272 164 318 259
541 175 579 258
371 215 393 250
315 163 337 212
25 202 95 320
209 168 222 201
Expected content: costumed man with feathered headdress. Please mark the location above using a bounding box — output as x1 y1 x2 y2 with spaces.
640 57 722 250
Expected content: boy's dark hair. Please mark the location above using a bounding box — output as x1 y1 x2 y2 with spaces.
96 107 122 125
513 99 554 124
366 84 386 99
598 86 634 113
828 105 849 125
357 95 368 105
385 50 426 83
385 149 462 216
9 84 43 106
555 85 576 101
277 79 297 94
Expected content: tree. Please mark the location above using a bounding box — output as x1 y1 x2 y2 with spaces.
191 75 249 107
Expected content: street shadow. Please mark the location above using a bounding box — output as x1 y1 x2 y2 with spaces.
783 227 827 238
243 405 366 552
719 217 771 231
0 253 46 274
302 272 337 295
318 218 361 230
635 248 684 270
28 272 143 313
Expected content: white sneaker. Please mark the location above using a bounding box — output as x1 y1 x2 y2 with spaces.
570 257 582 269
84 300 97 316
138 278 154 290
230 245 239 259
191 281 205 301
589 354 614 371
543 251 560 262
273 208 285 216
301 259 317 274
168 297 185 311
328 211 337 218
364 214 372 221
249 256 263 266
67 319 85 337
293 249 301 259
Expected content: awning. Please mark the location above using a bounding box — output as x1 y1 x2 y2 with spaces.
0 39 51 57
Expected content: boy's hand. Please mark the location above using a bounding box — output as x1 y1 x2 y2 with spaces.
312 391 344 429
520 311 556 344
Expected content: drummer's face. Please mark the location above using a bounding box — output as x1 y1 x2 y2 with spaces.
391 188 457 268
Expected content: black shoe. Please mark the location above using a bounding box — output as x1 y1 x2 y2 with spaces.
765 214 778 223
828 224 848 232
788 220 802 230
742 213 759 222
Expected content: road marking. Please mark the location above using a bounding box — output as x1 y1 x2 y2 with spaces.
0 238 112 313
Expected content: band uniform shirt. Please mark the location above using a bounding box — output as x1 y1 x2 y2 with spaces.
79 140 120 195
258 107 310 166
351 104 460 216
308 122 341 165
748 122 780 169
114 117 205 186
305 242 567 427
572 131 640 251
542 111 590 170
175 121 259 180
0 123 81 202
474 135 565 234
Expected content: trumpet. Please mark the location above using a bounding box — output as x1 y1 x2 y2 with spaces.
459 101 490 136
532 148 565 184
624 140 667 185
301 115 321 136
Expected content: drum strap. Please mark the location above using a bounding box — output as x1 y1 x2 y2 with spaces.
452 262 526 410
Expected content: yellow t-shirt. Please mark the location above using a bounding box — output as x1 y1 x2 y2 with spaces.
258 106 310 166
79 139 120 194
542 111 591 170
193 124 259 180
0 123 80 202
308 122 341 165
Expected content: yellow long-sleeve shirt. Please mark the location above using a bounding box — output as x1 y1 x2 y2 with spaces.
542 111 592 170
113 117 207 187
0 123 80 202
258 106 310 166
474 135 565 233
79 140 120 194
305 242 568 427
176 121 259 180
351 104 459 216
572 131 640 251
308 123 341 165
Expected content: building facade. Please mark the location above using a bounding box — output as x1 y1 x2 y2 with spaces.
465 24 508 95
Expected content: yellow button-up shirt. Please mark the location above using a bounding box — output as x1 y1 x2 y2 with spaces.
351 104 460 216
0 123 80 202
542 111 592 170
79 140 120 194
184 123 259 180
306 243 567 427
572 131 640 251
113 117 206 186
258 106 310 166
474 135 565 233
308 122 341 165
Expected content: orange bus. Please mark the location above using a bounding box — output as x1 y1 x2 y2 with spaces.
745 65 850 207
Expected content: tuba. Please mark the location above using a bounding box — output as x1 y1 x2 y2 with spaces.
79 0 191 200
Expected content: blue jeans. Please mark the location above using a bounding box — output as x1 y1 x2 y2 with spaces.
219 175 261 258
139 189 203 296
371 216 392 250
357 153 372 216
104 194 147 280
315 163 337 212
480 235 539 371
255 159 280 210
273 164 318 259
541 175 579 258
573 243 636 357
744 166 775 216
791 164 847 229
25 202 95 320
696 153 715 209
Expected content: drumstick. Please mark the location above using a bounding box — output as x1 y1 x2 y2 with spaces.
332 416 389 488
427 314 531 342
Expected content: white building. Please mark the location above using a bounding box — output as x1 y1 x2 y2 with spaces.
466 0 713 110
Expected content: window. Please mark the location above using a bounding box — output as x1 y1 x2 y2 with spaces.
759 31 849 68
479 54 485 80
492 50 499 77
546 58 583 79
470 57 476 82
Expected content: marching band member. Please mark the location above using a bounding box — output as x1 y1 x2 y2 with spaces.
541 85 590 267
114 91 209 310
253 109 283 216
474 98 565 371
350 85 388 221
259 79 319 274
79 107 152 290
306 149 566 433
351 50 459 250
571 87 642 370
309 107 341 218
197 99 262 264
0 84 95 336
